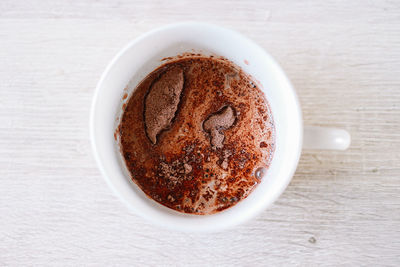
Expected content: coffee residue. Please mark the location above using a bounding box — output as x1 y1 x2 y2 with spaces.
144 67 184 144
118 56 275 215
203 106 236 149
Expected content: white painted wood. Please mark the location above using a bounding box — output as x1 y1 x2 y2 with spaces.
0 0 399 266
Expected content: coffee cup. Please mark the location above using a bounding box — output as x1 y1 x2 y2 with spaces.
90 22 350 232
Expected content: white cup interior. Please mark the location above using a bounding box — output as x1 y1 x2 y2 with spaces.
90 22 303 232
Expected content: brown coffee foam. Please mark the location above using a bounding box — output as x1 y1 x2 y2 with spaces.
144 67 184 144
203 106 236 149
118 56 275 214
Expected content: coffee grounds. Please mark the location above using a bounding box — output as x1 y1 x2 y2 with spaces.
144 67 184 144
203 106 236 149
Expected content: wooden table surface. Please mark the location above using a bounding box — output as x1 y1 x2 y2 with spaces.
1 0 399 266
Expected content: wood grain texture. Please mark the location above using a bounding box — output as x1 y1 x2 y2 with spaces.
0 0 399 266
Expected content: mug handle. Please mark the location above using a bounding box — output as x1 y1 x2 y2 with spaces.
303 126 351 150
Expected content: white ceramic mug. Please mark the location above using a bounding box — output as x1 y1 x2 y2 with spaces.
90 22 350 232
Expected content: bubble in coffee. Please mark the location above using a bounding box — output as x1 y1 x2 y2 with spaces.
117 55 275 214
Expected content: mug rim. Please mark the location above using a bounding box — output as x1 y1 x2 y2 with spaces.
90 22 303 232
